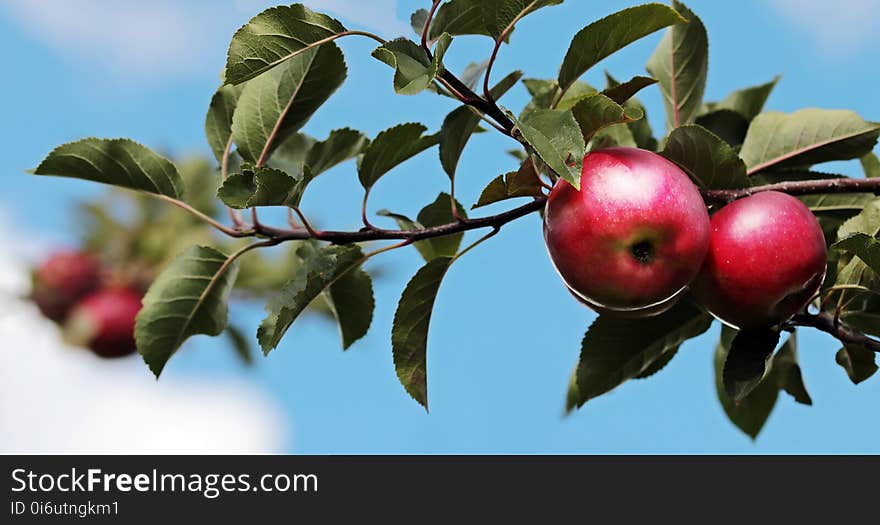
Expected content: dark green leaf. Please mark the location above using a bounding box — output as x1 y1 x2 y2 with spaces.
440 70 523 178
306 128 369 176
511 109 585 189
473 159 544 208
224 4 347 85
601 75 658 105
372 34 451 95
258 245 365 354
378 193 467 261
646 1 709 130
358 123 439 190
739 109 880 174
327 263 374 350
135 246 240 377
559 4 684 95
217 164 306 208
34 138 185 199
418 0 492 41
634 347 679 379
661 125 749 189
206 84 244 162
574 301 712 407
480 0 563 41
392 257 454 409
722 328 780 402
605 73 658 150
800 193 877 213
715 326 779 439
226 323 254 365
710 76 779 121
570 93 643 144
695 109 750 147
833 233 880 275
232 43 347 164
773 333 812 405
836 345 878 384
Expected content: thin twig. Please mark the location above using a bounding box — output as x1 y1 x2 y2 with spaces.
703 176 880 203
788 312 880 353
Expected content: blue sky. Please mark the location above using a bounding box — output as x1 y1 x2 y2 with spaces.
1 0 878 453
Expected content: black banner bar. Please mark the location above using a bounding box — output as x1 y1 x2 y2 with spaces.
1 456 873 522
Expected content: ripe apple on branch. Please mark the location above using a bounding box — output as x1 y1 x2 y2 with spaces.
28 1 880 438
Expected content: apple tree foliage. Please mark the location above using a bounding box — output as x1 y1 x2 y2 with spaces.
32 1 880 438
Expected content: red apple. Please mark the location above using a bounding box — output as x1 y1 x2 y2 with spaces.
544 147 711 312
691 191 827 329
65 287 143 358
31 250 102 322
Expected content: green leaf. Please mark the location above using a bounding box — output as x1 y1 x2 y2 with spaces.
601 75 658 105
417 0 492 41
574 301 712 407
634 347 679 379
861 152 880 178
223 3 347 85
480 0 563 41
306 128 369 176
392 257 454 409
799 193 877 213
217 164 306 209
773 333 812 405
232 43 346 164
569 93 643 144
590 123 637 150
520 78 596 116
440 70 523 178
558 4 684 95
710 76 780 121
34 138 185 199
695 109 750 147
833 233 880 275
258 245 365 354
715 326 779 439
661 125 749 189
605 73 658 150
646 1 709 130
358 123 440 190
739 109 880 175
511 109 585 189
266 133 316 174
205 84 244 162
372 34 452 95
460 60 490 89
722 328 780 402
836 345 878 384
326 267 374 350
378 193 467 262
276 241 376 350
135 246 240 377
473 159 544 208
226 323 254 366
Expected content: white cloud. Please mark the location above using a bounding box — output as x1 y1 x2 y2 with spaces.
0 219 289 454
0 0 215 79
0 0 409 80
769 0 880 57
